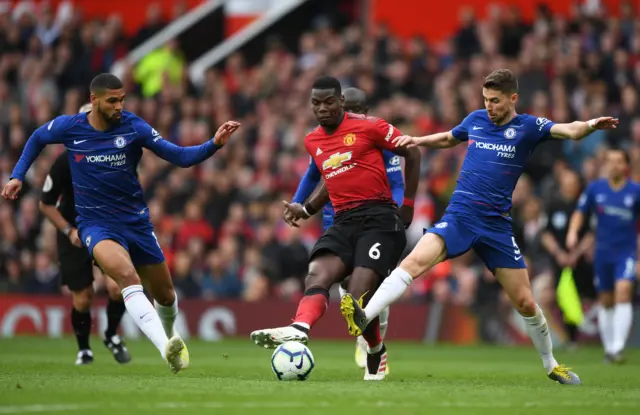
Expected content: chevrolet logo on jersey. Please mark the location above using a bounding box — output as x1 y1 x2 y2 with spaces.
322 152 352 170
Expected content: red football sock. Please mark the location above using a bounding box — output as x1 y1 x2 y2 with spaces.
362 317 382 348
293 293 328 329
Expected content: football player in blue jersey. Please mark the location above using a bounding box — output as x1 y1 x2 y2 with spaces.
567 148 639 364
3 73 240 374
339 69 618 385
289 87 405 370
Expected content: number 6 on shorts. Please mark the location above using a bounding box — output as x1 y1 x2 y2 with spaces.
369 242 381 260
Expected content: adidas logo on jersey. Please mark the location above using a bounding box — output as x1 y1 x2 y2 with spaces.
316 148 323 156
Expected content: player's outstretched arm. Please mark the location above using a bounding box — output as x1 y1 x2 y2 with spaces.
141 121 240 167
393 131 462 149
550 117 619 140
2 120 64 200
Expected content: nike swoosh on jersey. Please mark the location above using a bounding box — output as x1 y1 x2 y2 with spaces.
514 255 522 260
73 140 88 144
472 126 483 130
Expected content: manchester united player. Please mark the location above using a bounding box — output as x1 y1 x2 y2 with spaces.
250 76 421 381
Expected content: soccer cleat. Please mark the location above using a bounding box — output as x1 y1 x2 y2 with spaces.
604 352 626 365
547 364 581 385
165 336 189 374
355 337 367 368
250 326 308 349
364 344 387 381
103 334 131 364
340 293 368 337
75 350 94 365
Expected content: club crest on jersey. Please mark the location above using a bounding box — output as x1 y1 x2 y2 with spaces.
343 133 356 146
114 136 127 148
625 195 634 207
322 152 353 170
504 128 516 139
435 222 448 229
85 235 91 247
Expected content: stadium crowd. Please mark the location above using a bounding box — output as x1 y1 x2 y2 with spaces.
1 1 640 311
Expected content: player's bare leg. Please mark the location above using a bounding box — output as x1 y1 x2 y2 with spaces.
101 272 131 363
348 267 387 380
495 267 580 385
137 262 189 372
341 233 447 336
609 279 634 363
251 254 347 348
92 240 181 373
71 285 94 365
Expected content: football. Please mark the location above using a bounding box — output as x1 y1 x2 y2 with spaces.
270 341 315 381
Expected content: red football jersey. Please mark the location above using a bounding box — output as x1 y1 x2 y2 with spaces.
304 112 402 213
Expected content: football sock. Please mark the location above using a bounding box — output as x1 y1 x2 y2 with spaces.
363 267 412 321
522 305 558 374
104 298 126 338
598 306 615 354
362 317 383 352
612 302 632 354
122 285 168 357
379 306 390 339
338 284 347 298
292 288 329 330
71 308 91 351
154 294 179 338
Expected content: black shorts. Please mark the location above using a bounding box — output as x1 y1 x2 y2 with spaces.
310 204 407 278
553 260 597 300
57 233 94 291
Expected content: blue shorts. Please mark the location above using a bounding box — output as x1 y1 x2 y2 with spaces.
322 188 404 232
593 253 636 292
427 212 525 273
78 221 165 267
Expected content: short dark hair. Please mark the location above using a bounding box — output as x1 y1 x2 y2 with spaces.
482 69 518 94
608 147 630 164
312 76 342 96
90 73 123 94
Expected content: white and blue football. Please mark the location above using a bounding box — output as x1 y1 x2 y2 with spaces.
271 341 315 381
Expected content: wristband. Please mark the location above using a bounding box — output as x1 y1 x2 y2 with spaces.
303 202 318 217
402 198 415 208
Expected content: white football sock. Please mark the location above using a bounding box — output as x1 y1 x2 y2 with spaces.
363 267 413 322
338 284 347 298
154 293 179 338
122 285 168 357
612 302 633 354
379 306 390 339
522 305 558 374
598 306 615 354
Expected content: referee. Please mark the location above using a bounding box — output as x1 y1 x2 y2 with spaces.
540 169 595 348
39 104 131 365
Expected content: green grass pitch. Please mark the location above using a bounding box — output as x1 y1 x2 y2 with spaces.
0 338 639 414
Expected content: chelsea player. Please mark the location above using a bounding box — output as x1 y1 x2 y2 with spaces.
290 87 405 370
567 148 639 364
2 74 240 374
340 69 619 385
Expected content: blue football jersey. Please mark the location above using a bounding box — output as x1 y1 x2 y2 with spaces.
577 178 640 255
448 110 555 218
11 111 221 226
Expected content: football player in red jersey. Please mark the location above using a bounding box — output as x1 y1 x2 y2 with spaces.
251 76 421 380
